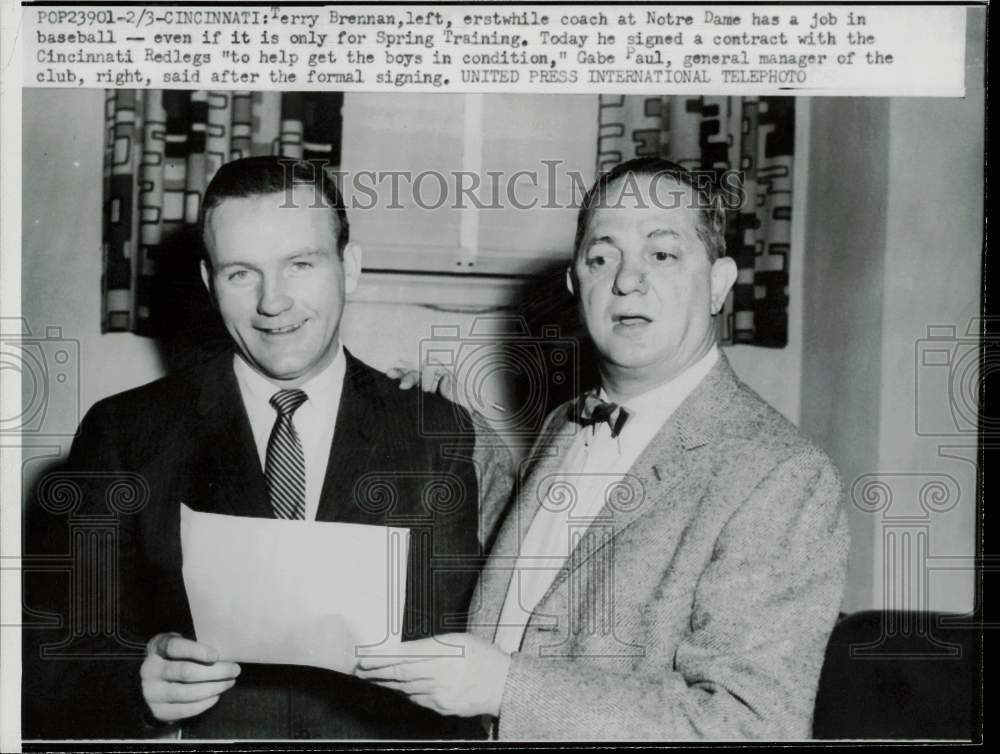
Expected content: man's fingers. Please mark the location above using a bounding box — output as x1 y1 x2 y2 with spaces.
355 637 459 670
354 656 402 671
145 678 236 705
147 632 180 658
356 660 437 682
420 368 444 394
438 374 456 402
147 632 219 664
159 660 241 683
149 695 222 723
355 652 433 670
388 364 455 395
389 367 420 388
408 693 448 716
160 635 219 664
387 361 416 386
371 679 436 695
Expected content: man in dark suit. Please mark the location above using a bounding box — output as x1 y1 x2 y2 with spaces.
25 156 513 739
359 158 849 739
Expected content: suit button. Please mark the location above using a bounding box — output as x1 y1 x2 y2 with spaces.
295 729 310 739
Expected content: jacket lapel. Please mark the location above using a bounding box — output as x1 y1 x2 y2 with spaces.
189 352 273 519
515 354 744 617
469 413 580 641
541 421 692 601
315 349 379 523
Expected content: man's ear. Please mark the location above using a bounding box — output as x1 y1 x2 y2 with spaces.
343 242 362 295
565 266 575 297
200 259 214 299
709 256 738 314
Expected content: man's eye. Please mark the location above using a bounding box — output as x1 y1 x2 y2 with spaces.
227 269 251 282
291 261 314 271
651 250 679 262
587 255 607 268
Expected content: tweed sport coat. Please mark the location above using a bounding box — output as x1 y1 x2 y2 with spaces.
469 354 849 740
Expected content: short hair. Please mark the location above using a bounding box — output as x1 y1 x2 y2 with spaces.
199 155 350 258
573 157 727 262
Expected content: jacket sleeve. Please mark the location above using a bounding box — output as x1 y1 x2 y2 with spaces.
496 449 849 740
469 412 516 553
25 399 155 739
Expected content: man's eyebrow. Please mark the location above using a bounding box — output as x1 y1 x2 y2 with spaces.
647 228 681 240
215 260 255 273
586 235 616 248
213 248 329 272
287 248 328 260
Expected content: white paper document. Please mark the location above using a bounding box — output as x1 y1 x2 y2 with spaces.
180 504 409 674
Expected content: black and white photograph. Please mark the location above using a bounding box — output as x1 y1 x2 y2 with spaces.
1 1 987 746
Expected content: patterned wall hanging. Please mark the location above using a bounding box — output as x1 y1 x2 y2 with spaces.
596 95 795 347
101 90 344 337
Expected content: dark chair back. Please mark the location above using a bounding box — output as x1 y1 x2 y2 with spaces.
813 611 978 739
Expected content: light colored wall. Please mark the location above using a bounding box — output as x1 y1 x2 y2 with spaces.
22 89 166 417
21 89 166 494
872 87 983 614
800 98 890 613
870 12 985 616
799 12 984 613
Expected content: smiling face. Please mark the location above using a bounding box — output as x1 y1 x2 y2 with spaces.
201 186 361 388
570 173 736 399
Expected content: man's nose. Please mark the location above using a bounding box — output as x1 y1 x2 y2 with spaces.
257 276 293 316
612 256 649 295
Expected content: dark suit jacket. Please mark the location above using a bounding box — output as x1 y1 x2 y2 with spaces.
24 349 513 740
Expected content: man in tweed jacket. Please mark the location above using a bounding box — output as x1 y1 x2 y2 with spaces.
358 158 849 740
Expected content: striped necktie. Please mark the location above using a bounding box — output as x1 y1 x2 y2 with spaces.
266 389 309 520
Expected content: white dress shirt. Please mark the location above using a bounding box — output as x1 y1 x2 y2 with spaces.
493 347 720 655
233 348 346 521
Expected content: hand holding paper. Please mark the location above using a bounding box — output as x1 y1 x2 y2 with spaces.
355 633 511 718
140 632 241 724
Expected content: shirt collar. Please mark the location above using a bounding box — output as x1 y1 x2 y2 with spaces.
601 346 719 425
232 345 346 416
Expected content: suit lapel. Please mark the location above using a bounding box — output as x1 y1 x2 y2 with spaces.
541 421 691 601
315 349 379 523
189 353 273 519
470 413 579 641
525 355 744 614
